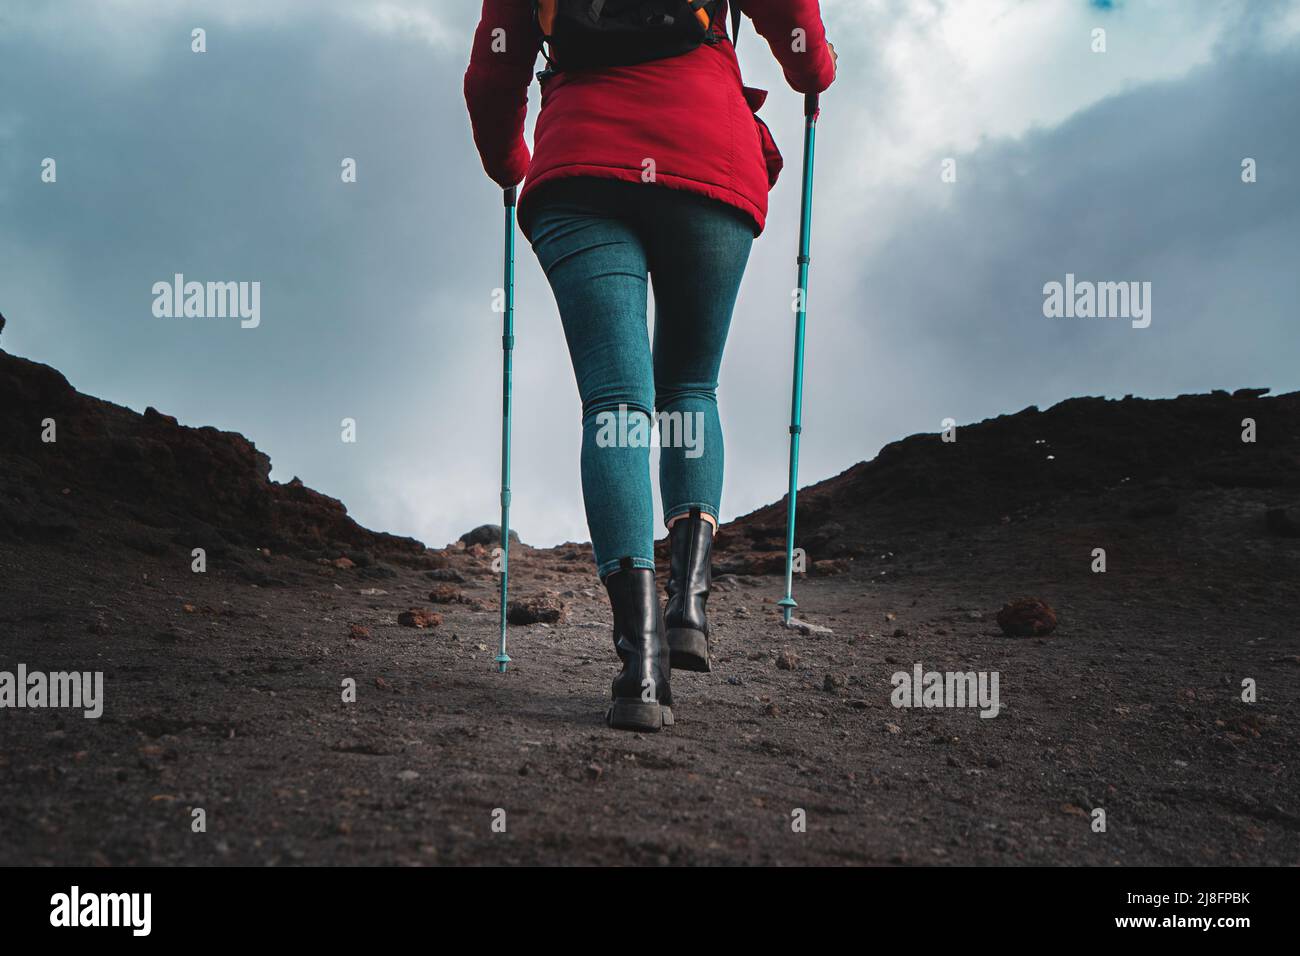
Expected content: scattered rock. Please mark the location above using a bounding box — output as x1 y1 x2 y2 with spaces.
348 624 371 640
507 595 565 625
786 617 833 636
395 770 420 782
775 648 800 670
996 598 1057 637
397 608 442 629
427 584 463 604
332 556 356 570
459 524 521 547
823 673 846 693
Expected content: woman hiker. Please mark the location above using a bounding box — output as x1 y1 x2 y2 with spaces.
464 0 836 731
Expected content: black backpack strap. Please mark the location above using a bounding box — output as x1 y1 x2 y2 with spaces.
730 1 742 46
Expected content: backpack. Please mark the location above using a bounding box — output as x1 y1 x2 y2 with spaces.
535 0 743 72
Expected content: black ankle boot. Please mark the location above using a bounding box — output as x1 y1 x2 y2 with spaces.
603 559 673 732
665 508 713 672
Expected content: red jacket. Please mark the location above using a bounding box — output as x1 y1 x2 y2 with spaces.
464 0 835 237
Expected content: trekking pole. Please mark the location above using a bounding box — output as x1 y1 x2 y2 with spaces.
779 93 819 627
495 185 517 672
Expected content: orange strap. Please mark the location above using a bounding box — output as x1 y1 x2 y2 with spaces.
538 2 710 37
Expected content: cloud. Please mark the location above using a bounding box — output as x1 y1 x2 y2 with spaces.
1 0 1296 551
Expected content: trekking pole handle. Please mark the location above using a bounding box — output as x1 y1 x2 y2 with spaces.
805 93 819 117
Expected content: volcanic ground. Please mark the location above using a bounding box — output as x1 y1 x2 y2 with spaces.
1 344 1297 865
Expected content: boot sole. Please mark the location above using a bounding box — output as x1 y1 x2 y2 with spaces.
606 699 674 732
667 627 711 673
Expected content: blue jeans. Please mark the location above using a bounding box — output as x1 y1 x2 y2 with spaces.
526 178 754 579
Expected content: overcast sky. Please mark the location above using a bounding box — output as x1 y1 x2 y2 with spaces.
2 0 1297 549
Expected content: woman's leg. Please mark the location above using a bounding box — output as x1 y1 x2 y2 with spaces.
642 195 754 528
527 184 657 580
528 181 673 731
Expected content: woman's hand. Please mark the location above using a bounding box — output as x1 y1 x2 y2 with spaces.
827 40 838 76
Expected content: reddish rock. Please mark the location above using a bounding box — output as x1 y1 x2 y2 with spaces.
775 648 799 670
397 609 442 629
507 595 565 625
349 624 371 640
996 598 1058 637
332 556 356 570
427 584 463 604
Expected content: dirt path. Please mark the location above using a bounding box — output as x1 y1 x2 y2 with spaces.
3 492 1296 866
